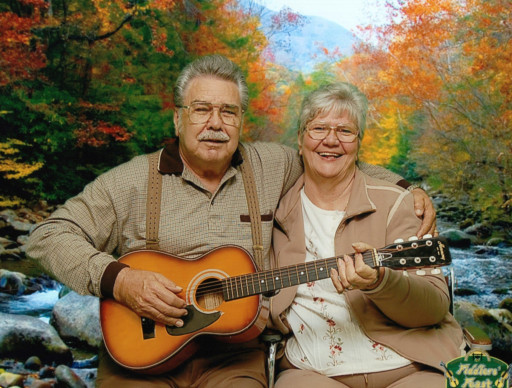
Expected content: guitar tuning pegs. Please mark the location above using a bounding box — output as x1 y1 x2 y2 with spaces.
415 270 426 276
423 234 433 239
394 238 404 243
408 236 419 241
431 268 441 274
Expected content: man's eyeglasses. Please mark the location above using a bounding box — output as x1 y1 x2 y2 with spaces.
177 102 243 127
305 123 359 143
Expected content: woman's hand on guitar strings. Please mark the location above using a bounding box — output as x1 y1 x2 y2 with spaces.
330 242 381 293
113 267 188 327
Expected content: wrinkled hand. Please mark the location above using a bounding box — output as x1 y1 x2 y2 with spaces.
330 242 383 293
411 188 437 237
113 268 188 327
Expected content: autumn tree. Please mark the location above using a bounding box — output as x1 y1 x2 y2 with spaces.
337 0 511 225
0 0 308 205
0 0 49 205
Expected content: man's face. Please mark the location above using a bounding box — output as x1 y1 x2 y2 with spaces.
175 76 242 174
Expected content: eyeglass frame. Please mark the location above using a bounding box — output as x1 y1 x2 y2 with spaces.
176 102 245 127
304 122 360 143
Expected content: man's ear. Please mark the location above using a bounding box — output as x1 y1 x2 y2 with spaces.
174 110 180 136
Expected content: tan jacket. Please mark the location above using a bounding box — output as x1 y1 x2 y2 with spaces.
269 170 464 371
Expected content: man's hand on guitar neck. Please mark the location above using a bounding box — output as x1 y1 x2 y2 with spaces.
411 188 437 238
113 267 188 327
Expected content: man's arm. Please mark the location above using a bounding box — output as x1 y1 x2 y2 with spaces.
26 172 123 297
26 155 193 327
359 161 437 237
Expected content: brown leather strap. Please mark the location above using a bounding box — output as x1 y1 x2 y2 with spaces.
239 145 265 271
146 150 163 250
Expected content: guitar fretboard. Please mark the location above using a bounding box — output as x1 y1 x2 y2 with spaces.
220 238 449 301
223 255 346 300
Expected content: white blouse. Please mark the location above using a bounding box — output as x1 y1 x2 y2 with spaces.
284 189 411 376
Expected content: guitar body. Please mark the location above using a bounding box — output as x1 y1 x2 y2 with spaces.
100 246 267 374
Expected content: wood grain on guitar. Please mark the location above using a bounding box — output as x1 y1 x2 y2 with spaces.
100 237 451 374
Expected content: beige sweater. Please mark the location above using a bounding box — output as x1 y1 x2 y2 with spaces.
269 170 464 372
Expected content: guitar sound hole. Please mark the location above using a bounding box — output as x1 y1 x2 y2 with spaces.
196 277 224 310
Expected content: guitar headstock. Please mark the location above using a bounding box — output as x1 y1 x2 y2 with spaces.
377 236 451 270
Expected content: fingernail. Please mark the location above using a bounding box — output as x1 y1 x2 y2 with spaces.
176 320 183 327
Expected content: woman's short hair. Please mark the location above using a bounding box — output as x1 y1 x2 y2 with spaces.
298 82 368 141
174 55 249 111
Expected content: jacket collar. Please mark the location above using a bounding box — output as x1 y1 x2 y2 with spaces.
275 169 377 238
158 137 243 175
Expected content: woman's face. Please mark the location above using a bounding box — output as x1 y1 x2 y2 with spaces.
299 109 359 183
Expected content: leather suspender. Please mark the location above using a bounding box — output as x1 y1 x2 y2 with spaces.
146 150 163 250
238 145 265 271
144 147 265 270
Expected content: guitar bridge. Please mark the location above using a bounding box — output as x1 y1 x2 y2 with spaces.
141 317 156 339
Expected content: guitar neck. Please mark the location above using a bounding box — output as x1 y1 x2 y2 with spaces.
223 255 346 301
222 237 451 301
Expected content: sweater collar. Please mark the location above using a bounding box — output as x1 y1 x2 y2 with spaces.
275 169 377 237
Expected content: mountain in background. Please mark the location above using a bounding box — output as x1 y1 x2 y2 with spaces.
253 4 359 73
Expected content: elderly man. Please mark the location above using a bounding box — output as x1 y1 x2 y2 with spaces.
27 55 436 387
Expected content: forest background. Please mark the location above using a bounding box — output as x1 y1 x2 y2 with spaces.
1 0 510 234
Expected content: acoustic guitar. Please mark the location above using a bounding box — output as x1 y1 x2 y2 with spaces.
100 237 451 374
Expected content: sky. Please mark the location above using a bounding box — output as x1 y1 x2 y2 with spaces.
252 0 390 32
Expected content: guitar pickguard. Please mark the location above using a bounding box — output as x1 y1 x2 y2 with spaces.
165 305 222 336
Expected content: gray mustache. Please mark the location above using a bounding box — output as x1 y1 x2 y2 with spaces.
198 131 230 142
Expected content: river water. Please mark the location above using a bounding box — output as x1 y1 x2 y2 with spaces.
451 245 512 308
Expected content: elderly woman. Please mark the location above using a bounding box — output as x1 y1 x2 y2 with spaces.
269 83 464 388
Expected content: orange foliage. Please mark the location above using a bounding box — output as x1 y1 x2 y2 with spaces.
0 2 47 86
181 0 266 65
74 119 133 147
336 0 510 219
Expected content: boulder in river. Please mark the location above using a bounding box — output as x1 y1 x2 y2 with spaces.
50 292 102 349
0 312 72 365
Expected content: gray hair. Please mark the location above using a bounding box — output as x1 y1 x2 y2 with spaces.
174 55 249 111
298 82 368 141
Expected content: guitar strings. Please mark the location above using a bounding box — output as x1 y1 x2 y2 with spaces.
192 245 434 298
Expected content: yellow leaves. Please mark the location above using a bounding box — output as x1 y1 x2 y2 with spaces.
0 139 25 154
453 151 471 163
360 109 402 166
0 159 43 179
0 195 23 208
91 0 116 34
0 140 43 180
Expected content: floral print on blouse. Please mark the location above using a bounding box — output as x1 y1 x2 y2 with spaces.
284 190 411 376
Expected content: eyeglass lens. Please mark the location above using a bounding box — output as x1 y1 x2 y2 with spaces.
307 124 358 142
188 102 241 126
